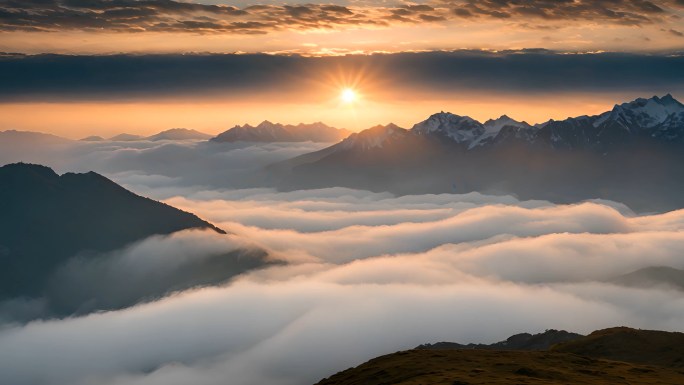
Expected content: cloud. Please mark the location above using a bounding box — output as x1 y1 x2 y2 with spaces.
0 0 411 34
2 197 684 385
2 138 684 385
1 0 681 35
2 51 684 102
165 190 684 270
669 28 684 36
0 228 270 323
42 230 269 317
0 135 330 190
446 0 673 25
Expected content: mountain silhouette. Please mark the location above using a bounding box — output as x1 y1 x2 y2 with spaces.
609 266 684 291
109 133 144 141
552 327 684 368
0 162 225 300
211 121 351 143
145 128 212 141
417 329 583 351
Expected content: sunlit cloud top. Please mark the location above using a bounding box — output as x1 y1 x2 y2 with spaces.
0 0 683 54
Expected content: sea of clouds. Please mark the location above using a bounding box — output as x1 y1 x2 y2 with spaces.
1 136 684 385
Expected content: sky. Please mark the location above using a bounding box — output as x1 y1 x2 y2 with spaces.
3 4 684 384
1 0 684 137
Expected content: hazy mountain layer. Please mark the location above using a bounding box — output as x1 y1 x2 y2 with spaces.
610 266 684 291
80 128 213 141
211 121 351 143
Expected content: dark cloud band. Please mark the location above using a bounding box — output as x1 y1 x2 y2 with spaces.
1 50 684 101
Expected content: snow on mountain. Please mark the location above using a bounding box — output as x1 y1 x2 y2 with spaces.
594 94 684 130
410 112 535 149
484 115 528 132
411 112 485 144
471 115 531 148
333 94 684 153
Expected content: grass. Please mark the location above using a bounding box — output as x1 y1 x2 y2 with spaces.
316 340 684 384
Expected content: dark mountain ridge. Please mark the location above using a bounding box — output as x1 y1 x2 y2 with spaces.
552 327 684 368
417 329 583 351
0 162 224 300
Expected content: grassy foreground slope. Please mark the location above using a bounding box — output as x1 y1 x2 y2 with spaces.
316 328 684 385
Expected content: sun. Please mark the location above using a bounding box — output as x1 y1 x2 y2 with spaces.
340 88 357 104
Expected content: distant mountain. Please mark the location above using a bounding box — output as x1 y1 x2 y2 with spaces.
109 133 144 141
0 163 226 303
79 129 212 142
609 266 684 291
316 327 684 385
0 130 73 165
417 329 583 351
80 135 105 141
0 129 71 144
272 95 684 212
146 128 212 141
210 121 351 143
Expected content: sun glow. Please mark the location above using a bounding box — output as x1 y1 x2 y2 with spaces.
340 88 357 104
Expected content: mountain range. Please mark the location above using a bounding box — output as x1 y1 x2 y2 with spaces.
81 128 213 142
272 95 684 212
408 94 684 150
0 163 271 319
210 121 351 143
29 122 350 143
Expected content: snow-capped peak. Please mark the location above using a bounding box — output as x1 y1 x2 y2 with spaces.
658 93 682 108
594 94 684 128
411 111 484 144
465 115 532 149
483 115 528 132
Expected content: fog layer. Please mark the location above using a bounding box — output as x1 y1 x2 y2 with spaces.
1 138 683 385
